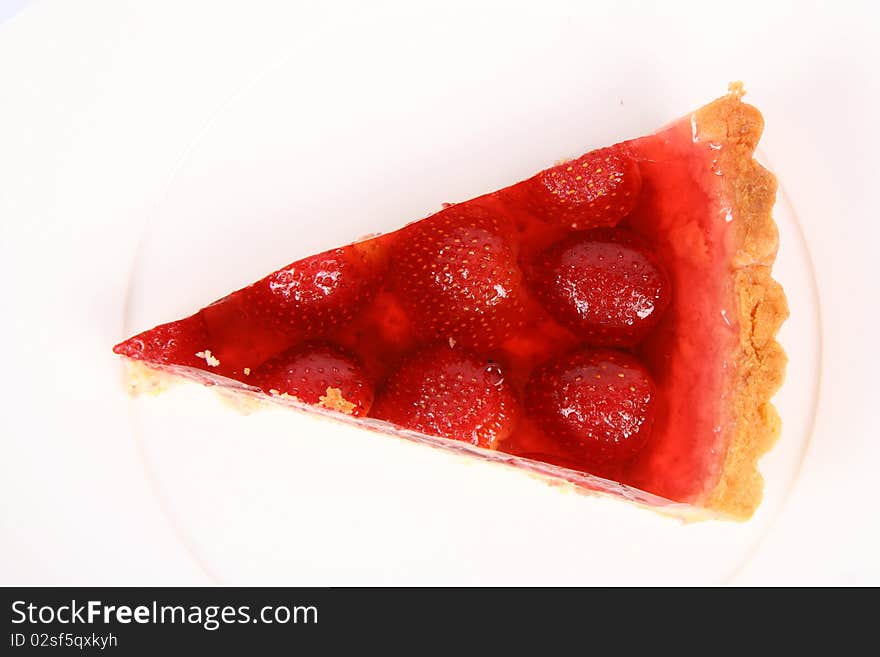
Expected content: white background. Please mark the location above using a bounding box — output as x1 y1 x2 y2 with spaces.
0 0 877 585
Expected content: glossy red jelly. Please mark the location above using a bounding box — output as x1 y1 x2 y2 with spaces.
115 114 739 507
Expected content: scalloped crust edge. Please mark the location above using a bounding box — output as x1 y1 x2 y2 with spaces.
693 83 789 519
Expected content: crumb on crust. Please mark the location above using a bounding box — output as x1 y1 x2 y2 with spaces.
267 388 300 401
195 350 220 367
727 80 745 99
318 386 358 415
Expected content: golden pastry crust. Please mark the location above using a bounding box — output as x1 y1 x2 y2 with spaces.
692 84 789 519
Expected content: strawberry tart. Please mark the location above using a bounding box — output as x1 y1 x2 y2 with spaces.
115 85 788 519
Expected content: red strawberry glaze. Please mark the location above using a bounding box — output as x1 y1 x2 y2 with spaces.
115 116 737 507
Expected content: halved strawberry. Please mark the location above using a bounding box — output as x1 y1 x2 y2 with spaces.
370 345 518 449
525 348 654 465
528 229 670 346
389 205 525 350
198 243 385 371
242 242 383 336
525 145 641 230
254 343 374 416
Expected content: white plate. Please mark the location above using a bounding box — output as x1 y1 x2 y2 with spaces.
124 44 819 585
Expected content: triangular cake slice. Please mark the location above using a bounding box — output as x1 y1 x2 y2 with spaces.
115 85 788 520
